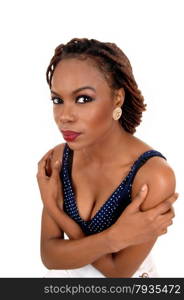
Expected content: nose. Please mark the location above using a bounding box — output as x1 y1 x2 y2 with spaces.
57 103 76 124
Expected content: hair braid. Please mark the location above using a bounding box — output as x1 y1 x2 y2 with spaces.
46 38 146 134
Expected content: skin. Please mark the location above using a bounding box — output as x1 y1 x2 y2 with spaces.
37 57 177 277
38 146 176 276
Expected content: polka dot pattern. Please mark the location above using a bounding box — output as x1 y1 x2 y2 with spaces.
60 143 166 236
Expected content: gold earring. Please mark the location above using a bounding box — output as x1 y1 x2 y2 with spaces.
112 107 122 120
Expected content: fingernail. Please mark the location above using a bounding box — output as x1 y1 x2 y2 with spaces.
141 184 147 191
55 160 59 165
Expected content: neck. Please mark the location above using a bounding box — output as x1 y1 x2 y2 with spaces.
78 122 131 166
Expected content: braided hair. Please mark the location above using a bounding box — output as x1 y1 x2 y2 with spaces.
46 38 146 134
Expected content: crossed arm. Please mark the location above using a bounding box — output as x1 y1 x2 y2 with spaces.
40 155 176 277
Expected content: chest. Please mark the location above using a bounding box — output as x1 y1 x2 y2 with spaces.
71 163 131 221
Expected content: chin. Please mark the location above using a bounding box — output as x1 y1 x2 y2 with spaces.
65 140 84 151
66 138 95 152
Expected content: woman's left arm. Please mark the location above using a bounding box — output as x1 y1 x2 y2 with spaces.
92 158 176 277
43 151 176 276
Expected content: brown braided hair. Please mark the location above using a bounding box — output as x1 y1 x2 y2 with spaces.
46 38 146 134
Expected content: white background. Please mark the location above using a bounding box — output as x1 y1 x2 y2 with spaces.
0 0 183 277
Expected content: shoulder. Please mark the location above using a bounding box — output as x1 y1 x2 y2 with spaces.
131 152 176 211
52 142 66 158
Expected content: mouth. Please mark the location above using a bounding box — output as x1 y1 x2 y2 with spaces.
60 130 82 142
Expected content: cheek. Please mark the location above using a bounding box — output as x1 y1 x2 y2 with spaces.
83 104 112 127
53 107 61 122
52 103 113 129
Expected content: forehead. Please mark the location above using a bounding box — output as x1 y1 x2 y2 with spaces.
51 57 110 92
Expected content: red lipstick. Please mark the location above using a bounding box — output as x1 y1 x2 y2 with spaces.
61 130 81 142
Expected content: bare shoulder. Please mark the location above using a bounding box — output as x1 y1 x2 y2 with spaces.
52 142 66 159
131 153 176 210
128 135 176 209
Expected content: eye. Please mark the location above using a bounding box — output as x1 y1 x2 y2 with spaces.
50 97 63 104
76 95 94 104
50 95 94 105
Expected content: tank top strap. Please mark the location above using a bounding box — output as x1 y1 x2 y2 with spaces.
60 144 167 189
126 150 167 185
60 143 69 167
60 143 73 181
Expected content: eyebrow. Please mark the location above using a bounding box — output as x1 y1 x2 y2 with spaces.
51 86 96 96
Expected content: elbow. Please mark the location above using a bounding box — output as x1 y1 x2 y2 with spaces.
41 256 53 270
40 244 54 270
40 240 58 270
40 239 71 270
41 254 53 270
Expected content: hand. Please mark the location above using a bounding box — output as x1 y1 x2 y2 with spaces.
36 148 63 212
108 184 178 252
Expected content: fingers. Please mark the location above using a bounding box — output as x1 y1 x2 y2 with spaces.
45 156 52 176
51 160 61 179
154 208 175 237
165 192 179 204
159 228 167 236
167 219 173 226
37 149 54 179
158 218 174 236
37 159 47 178
129 184 148 211
149 193 178 218
159 208 175 224
170 206 175 218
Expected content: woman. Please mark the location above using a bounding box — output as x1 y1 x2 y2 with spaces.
37 38 177 278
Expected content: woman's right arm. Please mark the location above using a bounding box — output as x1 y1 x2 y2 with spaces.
40 186 176 270
40 207 114 269
38 144 176 270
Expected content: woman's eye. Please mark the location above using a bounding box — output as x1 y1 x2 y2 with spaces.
76 95 94 104
51 97 63 104
50 95 94 104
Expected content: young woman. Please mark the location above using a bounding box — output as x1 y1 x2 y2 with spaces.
37 38 177 278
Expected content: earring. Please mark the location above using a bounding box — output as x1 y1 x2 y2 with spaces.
112 107 122 120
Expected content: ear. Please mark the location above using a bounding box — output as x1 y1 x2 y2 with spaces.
113 88 125 108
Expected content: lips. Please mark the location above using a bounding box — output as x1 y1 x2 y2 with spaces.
61 130 80 135
61 130 81 142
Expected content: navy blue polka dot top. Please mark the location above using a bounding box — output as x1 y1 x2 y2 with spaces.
60 143 166 236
